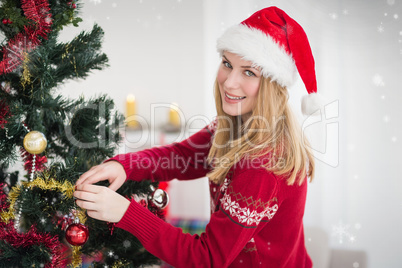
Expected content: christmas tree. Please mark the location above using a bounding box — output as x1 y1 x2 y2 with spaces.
0 0 165 267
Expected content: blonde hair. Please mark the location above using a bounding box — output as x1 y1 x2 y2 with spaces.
207 76 315 186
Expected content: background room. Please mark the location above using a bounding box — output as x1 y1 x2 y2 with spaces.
58 0 402 267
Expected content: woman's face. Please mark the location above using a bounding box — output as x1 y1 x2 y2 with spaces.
217 51 261 122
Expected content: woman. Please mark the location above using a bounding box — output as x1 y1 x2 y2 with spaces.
75 6 322 267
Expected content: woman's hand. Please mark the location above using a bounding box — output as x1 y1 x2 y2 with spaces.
74 184 130 223
75 161 126 191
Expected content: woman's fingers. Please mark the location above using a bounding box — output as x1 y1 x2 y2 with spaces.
108 179 123 191
75 161 126 192
79 172 107 186
74 185 130 222
74 188 97 202
74 185 104 211
77 167 112 187
76 166 99 185
86 210 102 221
75 184 103 194
75 199 97 211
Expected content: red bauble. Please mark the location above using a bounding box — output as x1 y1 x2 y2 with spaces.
7 19 12 24
2 19 7 24
72 3 76 8
65 223 89 246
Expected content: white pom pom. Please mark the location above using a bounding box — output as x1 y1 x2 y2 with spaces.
301 93 326 116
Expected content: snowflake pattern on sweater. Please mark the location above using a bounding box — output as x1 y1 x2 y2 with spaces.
210 173 279 229
220 187 278 227
206 117 218 133
214 175 279 228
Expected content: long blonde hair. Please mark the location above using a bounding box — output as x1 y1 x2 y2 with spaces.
207 76 315 186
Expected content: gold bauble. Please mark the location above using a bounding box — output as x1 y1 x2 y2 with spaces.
23 131 47 154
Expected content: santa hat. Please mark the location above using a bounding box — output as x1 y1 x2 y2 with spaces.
217 6 324 116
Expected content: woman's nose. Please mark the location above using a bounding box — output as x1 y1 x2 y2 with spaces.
224 71 240 90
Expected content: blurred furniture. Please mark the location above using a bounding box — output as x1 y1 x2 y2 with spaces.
304 226 367 268
168 217 209 235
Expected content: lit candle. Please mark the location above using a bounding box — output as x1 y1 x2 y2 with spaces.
126 94 137 127
168 103 180 127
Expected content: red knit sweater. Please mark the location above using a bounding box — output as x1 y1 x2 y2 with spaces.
111 120 312 268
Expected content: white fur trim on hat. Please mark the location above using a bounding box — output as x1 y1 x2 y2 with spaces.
301 92 325 116
217 24 297 88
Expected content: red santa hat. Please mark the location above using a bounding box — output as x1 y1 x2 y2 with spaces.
217 6 324 116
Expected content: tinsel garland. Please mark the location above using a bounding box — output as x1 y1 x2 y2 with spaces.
0 183 9 213
0 0 52 75
0 100 10 128
21 148 48 172
0 183 21 223
112 259 131 268
0 176 75 223
20 52 32 88
71 246 82 268
0 223 63 267
1 183 63 267
21 0 52 38
0 176 86 267
149 201 167 220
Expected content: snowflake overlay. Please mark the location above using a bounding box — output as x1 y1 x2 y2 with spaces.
372 74 385 87
4 36 35 73
0 32 5 45
331 221 357 244
90 0 102 5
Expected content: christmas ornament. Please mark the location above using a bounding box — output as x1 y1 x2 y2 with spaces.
54 211 75 231
149 186 169 209
65 217 89 246
2 19 8 24
23 130 47 154
61 215 71 231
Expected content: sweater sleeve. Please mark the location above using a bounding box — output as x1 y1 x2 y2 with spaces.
107 122 215 182
115 167 279 268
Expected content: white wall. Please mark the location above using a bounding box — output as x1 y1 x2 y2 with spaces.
59 0 402 267
59 0 206 128
59 1 211 219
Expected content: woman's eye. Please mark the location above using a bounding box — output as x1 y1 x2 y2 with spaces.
223 61 232 68
245 70 256 77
